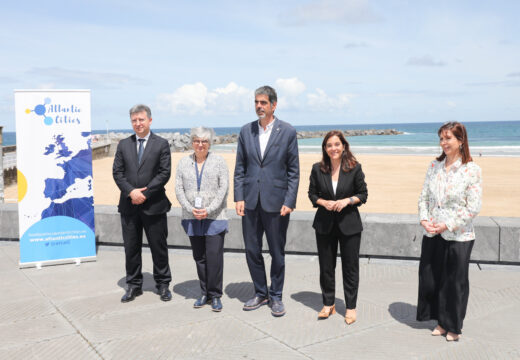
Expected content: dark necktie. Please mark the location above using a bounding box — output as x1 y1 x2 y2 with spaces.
138 138 145 164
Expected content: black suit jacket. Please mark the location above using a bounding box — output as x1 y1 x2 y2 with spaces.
308 162 368 236
112 132 172 215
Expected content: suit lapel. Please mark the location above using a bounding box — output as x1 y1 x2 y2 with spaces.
262 118 281 162
129 135 139 166
321 170 335 200
138 132 154 169
252 122 262 163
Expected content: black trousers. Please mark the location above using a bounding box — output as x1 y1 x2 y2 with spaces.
417 235 474 334
189 232 225 299
121 211 171 289
242 203 290 301
316 225 361 309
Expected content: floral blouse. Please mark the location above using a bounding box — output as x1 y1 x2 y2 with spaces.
418 158 482 242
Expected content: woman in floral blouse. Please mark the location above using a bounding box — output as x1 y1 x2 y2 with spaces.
416 122 482 342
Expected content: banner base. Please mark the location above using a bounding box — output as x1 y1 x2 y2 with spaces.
19 256 97 269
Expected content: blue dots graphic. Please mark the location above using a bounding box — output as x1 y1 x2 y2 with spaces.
27 98 53 125
34 104 46 116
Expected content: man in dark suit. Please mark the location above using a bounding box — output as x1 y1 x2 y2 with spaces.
113 104 172 303
234 86 300 317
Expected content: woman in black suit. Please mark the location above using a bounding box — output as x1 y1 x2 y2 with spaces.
308 130 368 324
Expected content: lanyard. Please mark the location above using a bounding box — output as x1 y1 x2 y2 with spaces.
194 158 206 192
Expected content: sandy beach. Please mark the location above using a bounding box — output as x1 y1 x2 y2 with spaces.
4 153 520 217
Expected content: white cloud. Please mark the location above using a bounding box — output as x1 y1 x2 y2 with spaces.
344 41 369 49
158 82 251 115
281 0 381 26
275 77 306 96
307 88 352 111
275 77 306 109
406 55 446 67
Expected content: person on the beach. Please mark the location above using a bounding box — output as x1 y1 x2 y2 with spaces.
417 121 482 341
234 85 300 317
113 104 173 303
175 127 229 312
308 130 367 324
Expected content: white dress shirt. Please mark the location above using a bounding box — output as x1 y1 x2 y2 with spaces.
136 132 151 152
258 119 275 158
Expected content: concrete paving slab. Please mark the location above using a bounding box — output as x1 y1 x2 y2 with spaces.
0 334 100 360
1 241 519 359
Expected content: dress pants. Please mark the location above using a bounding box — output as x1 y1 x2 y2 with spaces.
189 232 225 299
242 203 290 301
417 235 474 335
121 211 171 289
316 225 361 309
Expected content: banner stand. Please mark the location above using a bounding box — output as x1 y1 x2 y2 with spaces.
15 90 97 268
20 256 97 269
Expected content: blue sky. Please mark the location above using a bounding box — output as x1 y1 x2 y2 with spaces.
1 0 519 131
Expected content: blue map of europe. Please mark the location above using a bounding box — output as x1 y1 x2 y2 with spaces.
41 132 95 232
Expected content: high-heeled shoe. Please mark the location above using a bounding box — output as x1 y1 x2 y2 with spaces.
345 309 356 325
431 325 447 336
317 305 336 319
446 332 461 342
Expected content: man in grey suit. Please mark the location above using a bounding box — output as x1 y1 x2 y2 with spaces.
234 86 300 317
113 104 172 303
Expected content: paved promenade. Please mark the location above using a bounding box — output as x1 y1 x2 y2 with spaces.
1 241 519 359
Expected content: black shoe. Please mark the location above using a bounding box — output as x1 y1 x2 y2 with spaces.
121 287 143 303
211 297 223 312
270 299 286 317
193 295 209 308
243 296 268 311
158 287 172 302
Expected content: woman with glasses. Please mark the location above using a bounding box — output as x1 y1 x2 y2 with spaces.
175 127 229 312
417 122 482 341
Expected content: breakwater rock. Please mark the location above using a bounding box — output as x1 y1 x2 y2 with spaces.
98 128 401 152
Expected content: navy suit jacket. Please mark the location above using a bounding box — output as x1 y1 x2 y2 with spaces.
234 117 300 212
112 132 172 216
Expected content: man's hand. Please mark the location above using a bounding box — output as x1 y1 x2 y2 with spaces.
280 205 293 216
130 187 147 205
192 208 208 220
236 201 245 216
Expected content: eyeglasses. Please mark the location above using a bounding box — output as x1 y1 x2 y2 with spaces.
192 139 209 145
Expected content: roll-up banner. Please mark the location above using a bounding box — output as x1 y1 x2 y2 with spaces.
14 90 96 267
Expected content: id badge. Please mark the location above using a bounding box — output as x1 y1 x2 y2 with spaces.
194 196 203 209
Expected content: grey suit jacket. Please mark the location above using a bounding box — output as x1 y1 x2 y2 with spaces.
112 132 172 215
234 117 300 212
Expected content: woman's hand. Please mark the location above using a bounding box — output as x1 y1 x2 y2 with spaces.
318 199 336 211
432 222 448 234
333 198 350 212
192 208 208 220
420 220 437 234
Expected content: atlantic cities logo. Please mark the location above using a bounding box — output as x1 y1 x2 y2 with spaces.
25 97 81 125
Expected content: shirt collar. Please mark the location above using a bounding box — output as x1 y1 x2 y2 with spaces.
258 117 276 131
441 157 462 171
136 132 151 141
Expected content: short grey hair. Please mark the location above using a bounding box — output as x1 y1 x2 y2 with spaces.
255 86 277 105
190 126 215 146
129 104 152 119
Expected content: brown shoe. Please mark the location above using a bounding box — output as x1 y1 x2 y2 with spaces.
318 305 336 319
345 309 356 325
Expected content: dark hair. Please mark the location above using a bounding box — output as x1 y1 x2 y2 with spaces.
255 86 277 105
436 122 472 164
320 130 358 173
